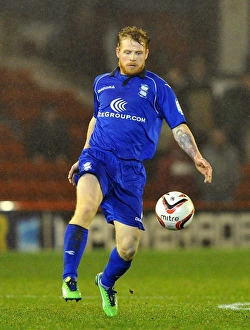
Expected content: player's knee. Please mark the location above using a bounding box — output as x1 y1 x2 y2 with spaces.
70 203 97 228
118 245 137 261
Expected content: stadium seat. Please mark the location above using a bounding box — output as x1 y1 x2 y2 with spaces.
0 66 89 203
0 141 26 159
234 162 250 201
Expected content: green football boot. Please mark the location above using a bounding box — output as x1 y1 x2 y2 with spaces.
95 273 118 317
62 276 82 302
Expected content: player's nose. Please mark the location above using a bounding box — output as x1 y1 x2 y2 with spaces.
130 53 136 60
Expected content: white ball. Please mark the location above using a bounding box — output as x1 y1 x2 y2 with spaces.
155 191 195 230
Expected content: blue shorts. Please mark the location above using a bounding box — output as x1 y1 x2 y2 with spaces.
74 148 146 230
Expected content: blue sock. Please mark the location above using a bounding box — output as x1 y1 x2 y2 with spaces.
63 224 88 280
101 247 132 288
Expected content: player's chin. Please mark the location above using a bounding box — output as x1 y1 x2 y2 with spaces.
126 66 140 75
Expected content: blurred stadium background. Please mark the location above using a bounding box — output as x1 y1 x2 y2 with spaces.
0 0 250 251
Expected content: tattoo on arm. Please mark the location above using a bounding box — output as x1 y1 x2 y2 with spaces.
174 127 197 160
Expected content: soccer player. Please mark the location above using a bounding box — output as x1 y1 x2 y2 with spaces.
62 26 212 317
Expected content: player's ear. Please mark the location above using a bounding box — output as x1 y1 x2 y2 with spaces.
116 47 120 58
145 48 149 60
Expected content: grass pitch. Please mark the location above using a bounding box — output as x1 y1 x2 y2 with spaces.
0 248 250 329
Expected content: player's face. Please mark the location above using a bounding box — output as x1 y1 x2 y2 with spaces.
116 38 149 76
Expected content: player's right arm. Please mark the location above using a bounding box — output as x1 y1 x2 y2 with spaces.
83 116 97 149
68 116 96 184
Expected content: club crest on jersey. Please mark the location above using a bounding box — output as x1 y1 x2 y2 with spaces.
138 84 149 98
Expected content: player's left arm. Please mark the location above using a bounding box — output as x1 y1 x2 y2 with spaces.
172 123 212 183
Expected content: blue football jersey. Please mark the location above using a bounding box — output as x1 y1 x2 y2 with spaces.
89 67 186 161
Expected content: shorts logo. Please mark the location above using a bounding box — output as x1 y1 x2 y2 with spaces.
110 98 127 113
83 162 92 171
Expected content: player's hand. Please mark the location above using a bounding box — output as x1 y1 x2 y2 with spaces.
68 161 79 185
194 156 212 183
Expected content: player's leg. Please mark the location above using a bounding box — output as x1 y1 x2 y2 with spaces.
95 157 144 315
95 222 140 316
103 221 140 279
62 173 103 301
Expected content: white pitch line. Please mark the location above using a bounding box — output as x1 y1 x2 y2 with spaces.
218 302 250 310
4 295 250 311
